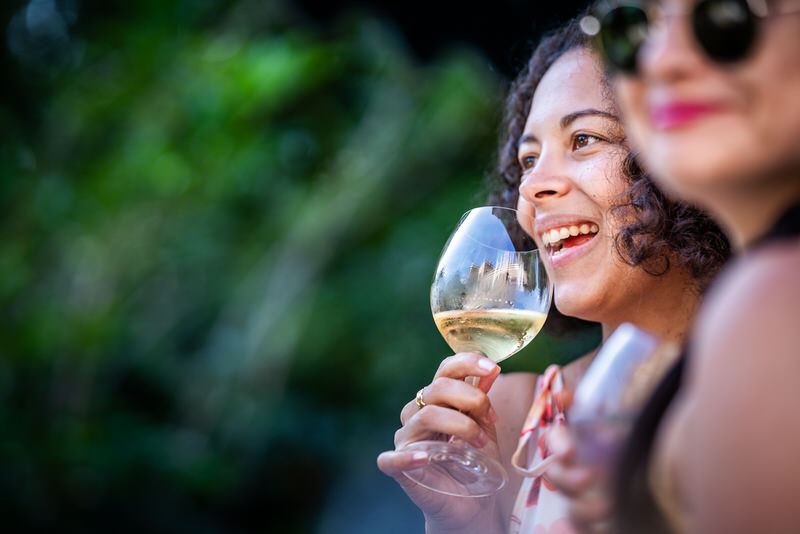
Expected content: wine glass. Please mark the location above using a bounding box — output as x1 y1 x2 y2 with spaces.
401 206 552 497
569 323 680 500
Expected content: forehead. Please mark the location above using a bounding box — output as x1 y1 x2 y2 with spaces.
526 49 608 129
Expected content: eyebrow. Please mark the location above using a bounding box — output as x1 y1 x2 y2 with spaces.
560 109 619 129
517 108 620 148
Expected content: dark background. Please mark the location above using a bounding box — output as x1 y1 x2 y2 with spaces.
292 0 589 76
1 1 595 532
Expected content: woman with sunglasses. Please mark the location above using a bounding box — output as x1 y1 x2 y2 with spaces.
376 15 729 534
547 1 800 532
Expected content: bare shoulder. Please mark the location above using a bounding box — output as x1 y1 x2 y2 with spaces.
692 241 800 376
710 239 799 304
723 239 799 293
682 242 800 532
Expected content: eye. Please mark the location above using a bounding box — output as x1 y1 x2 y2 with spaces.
519 154 538 170
572 133 602 151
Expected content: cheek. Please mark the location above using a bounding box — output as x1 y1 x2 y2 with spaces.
645 110 794 201
615 77 651 147
576 159 627 210
516 197 537 239
751 77 800 175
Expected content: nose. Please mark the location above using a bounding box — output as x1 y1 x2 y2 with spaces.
637 8 708 82
518 169 572 205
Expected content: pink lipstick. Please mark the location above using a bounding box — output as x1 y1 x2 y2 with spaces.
650 102 722 130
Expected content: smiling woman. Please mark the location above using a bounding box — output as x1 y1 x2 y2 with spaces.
508 46 726 332
378 14 730 534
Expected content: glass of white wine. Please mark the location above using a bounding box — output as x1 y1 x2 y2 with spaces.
402 206 552 498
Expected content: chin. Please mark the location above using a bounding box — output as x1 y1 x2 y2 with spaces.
647 140 753 202
552 287 601 324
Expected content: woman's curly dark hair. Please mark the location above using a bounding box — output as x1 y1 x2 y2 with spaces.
488 14 730 335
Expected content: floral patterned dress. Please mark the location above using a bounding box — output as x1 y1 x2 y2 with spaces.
509 365 578 534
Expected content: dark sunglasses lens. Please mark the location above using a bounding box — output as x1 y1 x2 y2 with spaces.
693 0 757 62
599 5 649 73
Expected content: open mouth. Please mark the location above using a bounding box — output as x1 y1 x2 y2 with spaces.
541 223 599 257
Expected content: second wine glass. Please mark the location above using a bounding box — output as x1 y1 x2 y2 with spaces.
402 206 552 498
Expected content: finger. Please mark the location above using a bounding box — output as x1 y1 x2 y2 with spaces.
474 370 500 394
428 377 497 422
396 405 490 449
377 449 430 477
544 460 596 498
434 353 500 391
400 378 499 427
400 398 420 425
376 450 439 501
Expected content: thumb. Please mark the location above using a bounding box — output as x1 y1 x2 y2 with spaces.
377 449 429 484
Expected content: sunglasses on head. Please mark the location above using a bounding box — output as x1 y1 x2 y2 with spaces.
581 0 799 73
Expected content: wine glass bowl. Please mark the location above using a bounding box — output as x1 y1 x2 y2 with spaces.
569 323 680 500
402 206 552 497
430 207 550 364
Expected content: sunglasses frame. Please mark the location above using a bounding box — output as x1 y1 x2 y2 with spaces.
580 0 781 73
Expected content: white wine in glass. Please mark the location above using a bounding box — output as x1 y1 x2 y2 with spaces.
433 308 547 364
402 206 552 498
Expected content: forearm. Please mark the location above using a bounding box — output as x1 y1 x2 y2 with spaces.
425 502 506 534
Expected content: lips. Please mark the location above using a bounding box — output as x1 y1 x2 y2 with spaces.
541 223 599 258
649 102 723 131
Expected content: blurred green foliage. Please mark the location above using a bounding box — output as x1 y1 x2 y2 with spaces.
0 1 597 531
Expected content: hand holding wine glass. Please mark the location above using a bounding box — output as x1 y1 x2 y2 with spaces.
378 206 551 531
380 207 551 502
377 352 505 532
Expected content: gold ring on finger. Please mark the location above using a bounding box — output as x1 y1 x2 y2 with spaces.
415 387 427 410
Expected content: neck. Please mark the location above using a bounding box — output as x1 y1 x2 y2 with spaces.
702 176 800 252
599 268 699 345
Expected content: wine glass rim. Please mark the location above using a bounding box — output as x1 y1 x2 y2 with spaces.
459 206 541 254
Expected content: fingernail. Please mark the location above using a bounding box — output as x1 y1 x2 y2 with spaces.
412 451 428 462
477 359 497 372
475 431 489 448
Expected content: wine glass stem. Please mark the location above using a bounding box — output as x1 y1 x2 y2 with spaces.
465 350 489 388
446 373 485 446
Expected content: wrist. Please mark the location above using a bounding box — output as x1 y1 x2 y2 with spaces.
424 502 504 534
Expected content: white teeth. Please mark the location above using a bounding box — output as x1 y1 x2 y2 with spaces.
540 223 599 254
552 248 563 257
